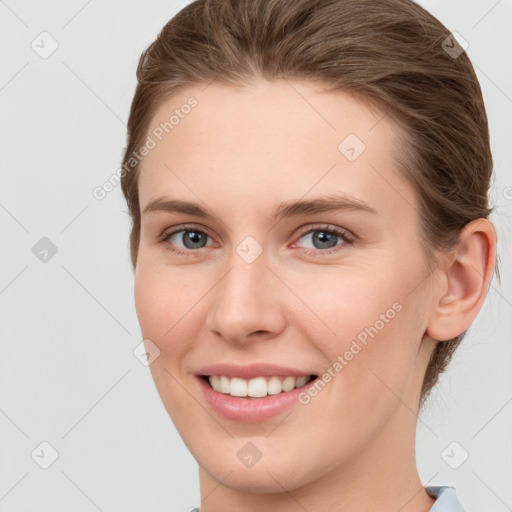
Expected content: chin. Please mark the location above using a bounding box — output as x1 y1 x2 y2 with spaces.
217 467 308 494
196 447 318 494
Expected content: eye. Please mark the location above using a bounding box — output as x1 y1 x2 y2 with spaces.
161 225 216 255
291 225 355 255
160 223 355 257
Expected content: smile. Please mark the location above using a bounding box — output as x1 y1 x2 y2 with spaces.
196 370 319 422
203 375 316 398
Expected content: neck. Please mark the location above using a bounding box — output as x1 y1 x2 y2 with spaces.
197 402 435 512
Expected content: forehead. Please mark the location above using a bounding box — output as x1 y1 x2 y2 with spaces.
137 80 414 220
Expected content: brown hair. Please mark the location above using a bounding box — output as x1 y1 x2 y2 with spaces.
120 0 496 405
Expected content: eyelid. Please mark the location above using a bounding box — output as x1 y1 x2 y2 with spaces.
291 223 356 245
160 222 356 255
160 223 212 240
160 223 217 248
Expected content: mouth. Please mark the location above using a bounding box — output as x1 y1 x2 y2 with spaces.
199 374 318 399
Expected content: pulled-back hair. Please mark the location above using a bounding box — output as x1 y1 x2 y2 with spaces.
121 0 496 405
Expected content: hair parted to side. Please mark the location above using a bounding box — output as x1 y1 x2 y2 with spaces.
121 0 496 405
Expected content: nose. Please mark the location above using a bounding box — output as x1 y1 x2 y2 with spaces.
205 250 287 345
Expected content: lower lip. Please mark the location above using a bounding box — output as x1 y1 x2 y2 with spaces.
197 376 315 423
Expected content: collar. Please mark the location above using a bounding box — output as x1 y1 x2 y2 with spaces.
426 486 466 511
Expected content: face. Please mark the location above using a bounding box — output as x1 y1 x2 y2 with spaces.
134 80 438 494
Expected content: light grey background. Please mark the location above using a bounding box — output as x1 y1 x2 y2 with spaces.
0 1 511 511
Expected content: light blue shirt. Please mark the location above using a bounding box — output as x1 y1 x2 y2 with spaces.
426 486 466 511
189 485 465 511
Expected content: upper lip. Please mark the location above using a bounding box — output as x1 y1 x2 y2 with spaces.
197 363 316 379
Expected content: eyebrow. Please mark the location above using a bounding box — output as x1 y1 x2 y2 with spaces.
142 193 377 222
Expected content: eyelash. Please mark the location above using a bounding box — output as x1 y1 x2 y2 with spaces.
159 223 356 257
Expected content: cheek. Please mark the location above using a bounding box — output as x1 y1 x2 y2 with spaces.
134 263 198 350
292 270 404 344
134 263 205 421
294 267 425 397
134 266 167 338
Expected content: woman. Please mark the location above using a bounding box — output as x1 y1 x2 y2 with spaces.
120 0 497 510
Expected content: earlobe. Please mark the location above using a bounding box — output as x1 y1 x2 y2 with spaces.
426 219 496 342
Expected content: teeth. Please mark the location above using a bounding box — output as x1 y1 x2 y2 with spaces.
207 375 313 397
295 375 309 387
230 377 247 397
247 377 267 397
219 375 230 394
282 376 295 392
267 376 282 395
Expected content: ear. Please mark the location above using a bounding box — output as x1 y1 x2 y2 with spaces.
426 218 497 342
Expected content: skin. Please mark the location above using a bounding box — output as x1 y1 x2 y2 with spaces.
133 79 496 511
